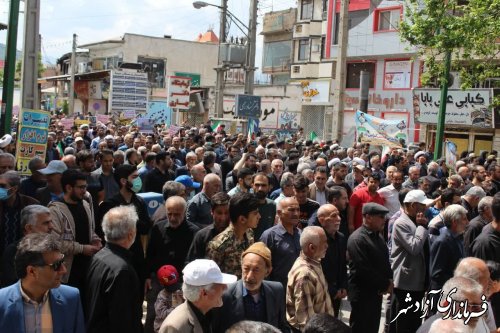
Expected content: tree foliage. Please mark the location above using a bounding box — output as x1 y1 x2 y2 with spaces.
399 0 500 95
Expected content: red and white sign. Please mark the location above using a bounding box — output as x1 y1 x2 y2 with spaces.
167 76 191 110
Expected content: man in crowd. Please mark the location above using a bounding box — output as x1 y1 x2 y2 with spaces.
186 173 221 228
461 186 486 221
348 174 384 234
49 169 101 292
1 205 54 287
471 192 500 262
186 192 230 262
347 203 393 333
213 242 290 332
36 160 68 206
308 166 328 205
316 204 347 318
143 151 175 194
293 175 320 228
145 196 199 333
85 205 143 333
402 166 420 190
326 162 352 198
260 197 301 289
0 171 40 266
0 233 85 333
268 159 284 194
227 168 253 197
19 157 46 198
0 153 15 174
429 204 468 293
159 259 236 333
464 196 493 255
378 170 404 217
252 173 276 240
91 149 119 200
207 192 260 278
389 190 432 333
286 226 332 331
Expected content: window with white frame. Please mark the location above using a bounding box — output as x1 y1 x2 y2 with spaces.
298 39 310 61
374 7 401 32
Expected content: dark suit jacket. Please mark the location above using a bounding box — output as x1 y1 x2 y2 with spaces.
430 227 464 290
0 281 85 333
212 279 290 332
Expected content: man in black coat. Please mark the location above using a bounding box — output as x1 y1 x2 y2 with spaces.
212 242 290 332
85 205 143 333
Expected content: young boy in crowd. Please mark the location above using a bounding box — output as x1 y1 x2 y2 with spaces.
153 265 183 333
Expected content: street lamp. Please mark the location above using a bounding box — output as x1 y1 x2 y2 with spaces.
192 1 213 9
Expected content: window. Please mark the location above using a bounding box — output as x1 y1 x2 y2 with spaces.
301 0 313 20
346 62 376 89
262 41 292 70
137 56 165 88
332 10 370 45
374 7 401 32
298 39 310 61
384 59 412 89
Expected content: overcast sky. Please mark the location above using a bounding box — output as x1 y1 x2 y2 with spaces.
0 0 296 76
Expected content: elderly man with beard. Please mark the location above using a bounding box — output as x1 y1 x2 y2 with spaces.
316 204 347 318
252 173 277 240
212 242 290 332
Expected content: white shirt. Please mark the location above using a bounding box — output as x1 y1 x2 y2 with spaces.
377 184 401 217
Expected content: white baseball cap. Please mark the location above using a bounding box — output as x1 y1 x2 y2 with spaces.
183 259 237 286
404 190 433 205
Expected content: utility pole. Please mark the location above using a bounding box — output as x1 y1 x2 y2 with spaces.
244 0 258 95
0 0 21 136
69 33 77 114
214 0 228 118
331 0 349 142
21 0 41 111
434 51 451 160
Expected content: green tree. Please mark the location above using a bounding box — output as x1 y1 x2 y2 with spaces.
399 0 500 99
14 52 46 80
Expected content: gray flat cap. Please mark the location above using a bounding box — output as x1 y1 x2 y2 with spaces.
362 202 389 215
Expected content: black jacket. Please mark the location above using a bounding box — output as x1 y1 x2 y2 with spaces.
85 243 142 333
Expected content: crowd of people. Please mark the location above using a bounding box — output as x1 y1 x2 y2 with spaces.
0 117 498 333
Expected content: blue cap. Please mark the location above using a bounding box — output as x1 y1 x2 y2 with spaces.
175 175 201 189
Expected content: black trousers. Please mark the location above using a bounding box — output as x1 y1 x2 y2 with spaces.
389 288 425 333
350 294 383 333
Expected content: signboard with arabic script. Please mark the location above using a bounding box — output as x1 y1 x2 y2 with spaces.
235 94 261 118
109 70 148 114
298 80 330 103
15 109 50 175
413 89 492 128
355 110 407 148
223 99 279 129
167 76 191 110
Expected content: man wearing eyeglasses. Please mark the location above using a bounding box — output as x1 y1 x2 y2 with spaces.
0 233 85 333
49 169 102 294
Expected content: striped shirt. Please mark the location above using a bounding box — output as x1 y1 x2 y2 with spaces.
286 252 334 331
20 284 53 333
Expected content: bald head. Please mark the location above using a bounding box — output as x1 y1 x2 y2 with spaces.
202 173 221 198
278 197 299 212
454 257 491 295
165 195 186 228
317 204 337 217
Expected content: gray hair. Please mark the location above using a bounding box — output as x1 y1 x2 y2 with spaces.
20 205 51 230
162 181 186 200
28 157 44 172
428 162 439 174
299 226 323 250
186 151 197 159
408 165 420 173
449 174 463 185
296 163 311 174
429 318 473 333
226 320 281 333
0 170 21 187
0 153 15 165
279 172 294 189
102 205 138 242
301 168 313 178
441 276 483 306
477 196 493 214
113 150 125 158
15 233 61 279
441 204 467 228
454 257 486 282
465 186 486 200
64 147 75 155
165 195 187 212
182 283 214 303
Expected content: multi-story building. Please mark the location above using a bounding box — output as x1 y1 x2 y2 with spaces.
286 0 497 152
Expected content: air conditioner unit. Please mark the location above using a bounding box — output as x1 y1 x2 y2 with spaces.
295 25 303 33
292 65 301 74
448 71 462 89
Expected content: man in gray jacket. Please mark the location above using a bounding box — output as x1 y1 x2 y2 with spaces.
389 190 432 333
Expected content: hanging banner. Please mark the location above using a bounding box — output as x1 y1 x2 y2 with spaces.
278 109 301 130
167 76 191 110
137 118 155 134
445 140 458 167
355 110 407 148
15 109 50 175
222 99 279 129
413 89 492 127
109 70 148 114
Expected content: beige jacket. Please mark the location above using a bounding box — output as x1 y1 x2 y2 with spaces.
48 197 99 282
159 301 203 333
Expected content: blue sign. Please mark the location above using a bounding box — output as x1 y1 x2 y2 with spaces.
235 94 261 118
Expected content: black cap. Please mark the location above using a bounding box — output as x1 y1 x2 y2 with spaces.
362 203 389 216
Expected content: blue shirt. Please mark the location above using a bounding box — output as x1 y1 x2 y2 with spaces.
259 223 301 288
242 283 266 323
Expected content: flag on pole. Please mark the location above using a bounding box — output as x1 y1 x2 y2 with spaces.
211 120 223 132
248 118 259 141
309 131 319 143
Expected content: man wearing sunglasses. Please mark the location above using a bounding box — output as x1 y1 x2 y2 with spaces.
0 233 85 333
